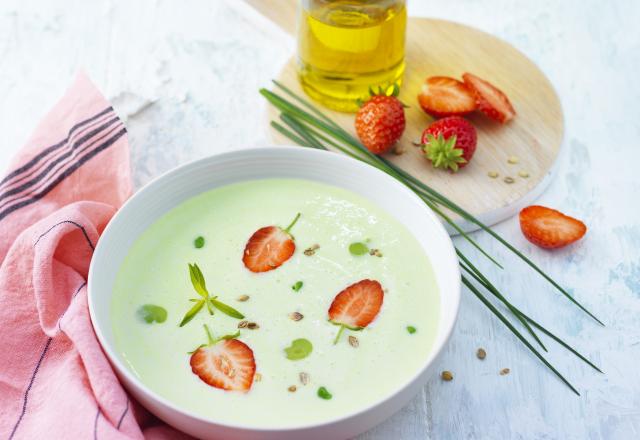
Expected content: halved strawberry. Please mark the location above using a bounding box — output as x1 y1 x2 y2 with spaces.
328 279 384 344
519 205 587 249
190 325 256 392
417 76 477 118
462 73 516 123
242 213 300 273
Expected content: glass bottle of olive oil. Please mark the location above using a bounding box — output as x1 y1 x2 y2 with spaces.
297 0 407 112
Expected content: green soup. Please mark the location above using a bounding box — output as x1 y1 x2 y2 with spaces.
111 179 439 427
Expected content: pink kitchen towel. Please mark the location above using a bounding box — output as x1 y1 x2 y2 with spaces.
0 73 187 439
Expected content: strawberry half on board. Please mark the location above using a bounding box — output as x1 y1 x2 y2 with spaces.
421 116 478 172
462 72 516 123
189 325 256 392
242 213 301 273
417 76 477 118
519 205 587 249
328 279 384 344
355 86 406 155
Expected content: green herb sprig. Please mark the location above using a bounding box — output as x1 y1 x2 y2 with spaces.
260 81 603 395
179 263 245 327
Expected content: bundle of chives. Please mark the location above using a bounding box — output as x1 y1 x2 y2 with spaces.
260 81 603 395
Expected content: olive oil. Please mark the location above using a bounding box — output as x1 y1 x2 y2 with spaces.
297 0 407 112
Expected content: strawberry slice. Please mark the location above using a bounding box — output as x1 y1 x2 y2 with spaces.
462 73 516 123
242 213 300 273
190 325 256 392
417 76 477 118
519 205 587 249
328 279 384 344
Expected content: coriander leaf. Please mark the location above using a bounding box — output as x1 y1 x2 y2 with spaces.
179 299 205 327
292 281 303 292
137 304 167 324
194 236 205 248
317 386 332 400
284 338 313 360
349 242 369 256
209 298 244 319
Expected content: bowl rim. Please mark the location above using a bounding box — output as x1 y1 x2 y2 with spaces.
88 145 461 433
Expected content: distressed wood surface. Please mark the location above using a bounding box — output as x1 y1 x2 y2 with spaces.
0 1 638 439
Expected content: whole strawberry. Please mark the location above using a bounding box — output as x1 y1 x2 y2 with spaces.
421 116 477 172
355 87 406 155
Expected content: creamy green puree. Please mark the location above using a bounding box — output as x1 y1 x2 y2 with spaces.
111 179 439 427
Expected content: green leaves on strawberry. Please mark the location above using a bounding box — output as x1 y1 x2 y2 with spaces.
421 116 478 172
423 133 467 171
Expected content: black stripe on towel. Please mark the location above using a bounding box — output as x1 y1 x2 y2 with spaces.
0 127 127 223
8 337 53 440
0 107 114 186
0 116 121 203
116 399 129 430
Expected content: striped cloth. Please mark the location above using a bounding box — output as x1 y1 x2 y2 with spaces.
0 74 188 439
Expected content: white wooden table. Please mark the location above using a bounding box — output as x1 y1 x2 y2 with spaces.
1 1 638 438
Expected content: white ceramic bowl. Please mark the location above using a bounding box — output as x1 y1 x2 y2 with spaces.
88 146 460 440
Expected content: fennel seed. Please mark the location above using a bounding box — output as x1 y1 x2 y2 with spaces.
304 244 320 256
289 312 304 321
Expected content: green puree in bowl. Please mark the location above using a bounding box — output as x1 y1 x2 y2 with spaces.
111 179 440 427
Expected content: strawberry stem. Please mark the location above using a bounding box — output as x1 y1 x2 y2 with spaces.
333 324 346 345
203 324 215 345
284 212 301 234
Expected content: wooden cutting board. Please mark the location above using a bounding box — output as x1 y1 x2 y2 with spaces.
246 0 564 232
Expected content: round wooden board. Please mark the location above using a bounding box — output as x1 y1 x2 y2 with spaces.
265 17 564 233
